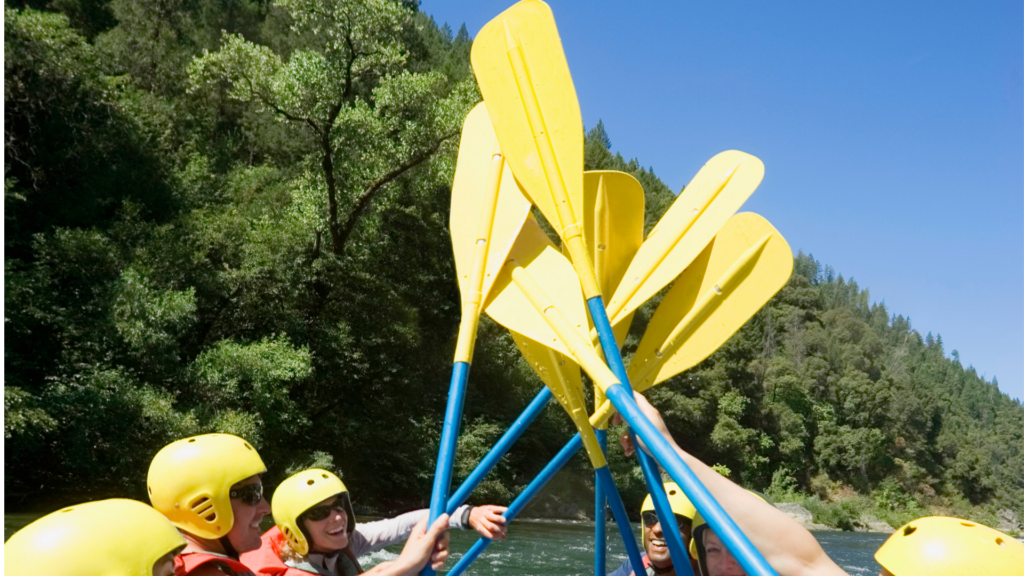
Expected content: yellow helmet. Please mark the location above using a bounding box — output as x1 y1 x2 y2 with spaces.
875 516 1024 576
4 498 185 576
641 482 697 548
148 433 267 539
272 469 355 556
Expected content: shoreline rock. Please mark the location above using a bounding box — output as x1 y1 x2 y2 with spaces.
775 502 838 532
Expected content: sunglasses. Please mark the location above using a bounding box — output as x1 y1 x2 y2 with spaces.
303 500 348 522
642 511 689 531
229 483 264 506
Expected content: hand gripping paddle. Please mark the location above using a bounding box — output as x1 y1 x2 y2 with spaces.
424 103 532 576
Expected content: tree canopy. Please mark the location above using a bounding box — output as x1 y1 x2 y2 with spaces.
5 1 1022 530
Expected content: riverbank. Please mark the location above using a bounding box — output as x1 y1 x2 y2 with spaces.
769 493 1022 536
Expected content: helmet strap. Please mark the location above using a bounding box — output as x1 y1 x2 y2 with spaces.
219 536 240 559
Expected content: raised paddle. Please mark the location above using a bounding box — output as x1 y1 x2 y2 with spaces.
471 5 679 566
424 103 532 576
588 212 794 425
480 208 781 576
604 150 765 329
485 217 647 574
449 213 792 576
473 2 745 571
568 170 691 575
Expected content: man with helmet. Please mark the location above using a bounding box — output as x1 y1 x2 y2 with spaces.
242 468 507 576
607 482 699 576
618 392 1024 576
148 433 276 576
4 498 186 576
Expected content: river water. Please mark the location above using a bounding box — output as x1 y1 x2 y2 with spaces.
7 514 888 575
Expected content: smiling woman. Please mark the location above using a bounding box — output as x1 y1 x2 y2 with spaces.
240 469 508 576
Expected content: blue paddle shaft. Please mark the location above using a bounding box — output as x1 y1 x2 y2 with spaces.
594 430 608 576
446 434 585 576
446 387 554 514
589 297 692 575
596 466 646 576
637 446 695 576
423 361 471 576
605 384 778 576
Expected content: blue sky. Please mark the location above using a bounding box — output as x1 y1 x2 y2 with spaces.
422 0 1024 401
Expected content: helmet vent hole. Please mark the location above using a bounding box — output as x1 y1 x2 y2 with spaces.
243 442 253 451
189 496 217 522
307 479 315 485
668 490 677 495
60 508 74 513
188 438 196 443
322 474 329 478
960 522 975 527
995 537 1005 546
903 526 917 536
148 486 153 495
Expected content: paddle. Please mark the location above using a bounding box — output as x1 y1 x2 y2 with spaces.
473 2 752 571
448 212 792 576
567 170 690 576
481 209 784 576
589 212 794 424
486 217 647 574
472 3 673 565
603 150 765 329
423 103 531 576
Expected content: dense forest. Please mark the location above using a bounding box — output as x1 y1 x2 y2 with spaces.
5 0 1022 533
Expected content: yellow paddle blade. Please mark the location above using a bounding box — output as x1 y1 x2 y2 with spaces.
450 103 533 310
483 216 590 358
565 171 645 346
510 334 605 467
472 0 584 241
627 212 793 390
606 150 765 326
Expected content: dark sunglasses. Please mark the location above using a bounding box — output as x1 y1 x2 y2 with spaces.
642 511 689 531
303 500 348 522
229 483 264 506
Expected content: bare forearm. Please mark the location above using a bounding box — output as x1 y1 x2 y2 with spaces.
663 438 845 575
627 393 847 576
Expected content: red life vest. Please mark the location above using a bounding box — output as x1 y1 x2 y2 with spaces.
175 551 256 576
240 526 364 576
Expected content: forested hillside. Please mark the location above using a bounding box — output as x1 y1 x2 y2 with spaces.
5 1 1022 531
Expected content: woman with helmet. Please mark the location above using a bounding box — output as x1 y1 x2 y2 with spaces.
242 468 507 576
618 392 1024 576
4 498 186 576
687 492 771 576
148 433 277 576
607 482 699 576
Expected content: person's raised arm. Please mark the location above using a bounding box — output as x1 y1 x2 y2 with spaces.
619 392 847 576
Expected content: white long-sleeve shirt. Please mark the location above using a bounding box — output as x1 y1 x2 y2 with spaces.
348 505 472 558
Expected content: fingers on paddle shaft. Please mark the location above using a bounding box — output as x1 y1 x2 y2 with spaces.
628 213 793 390
450 104 532 362
607 150 766 326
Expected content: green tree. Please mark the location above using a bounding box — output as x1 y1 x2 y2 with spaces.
188 0 476 257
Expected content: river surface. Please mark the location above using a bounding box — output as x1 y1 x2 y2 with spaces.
6 513 888 575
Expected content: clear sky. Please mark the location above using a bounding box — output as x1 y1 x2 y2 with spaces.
421 0 1024 401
